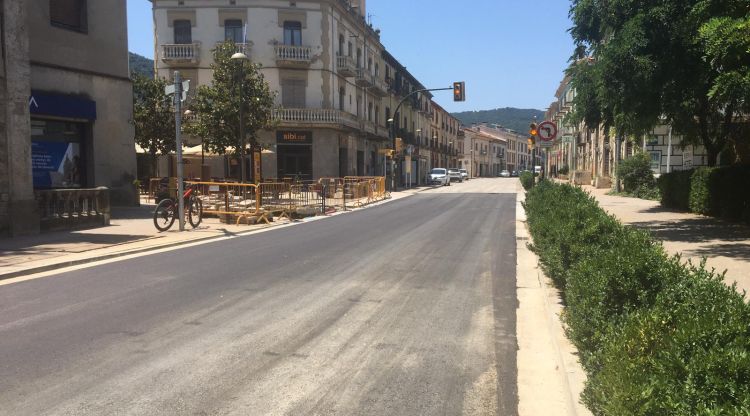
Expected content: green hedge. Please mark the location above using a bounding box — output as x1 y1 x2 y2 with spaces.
660 164 750 225
658 169 693 210
524 181 750 414
519 171 534 190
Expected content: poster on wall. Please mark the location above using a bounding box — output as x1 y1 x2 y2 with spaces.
32 141 82 188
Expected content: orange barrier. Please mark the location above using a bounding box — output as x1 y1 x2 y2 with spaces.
185 181 267 225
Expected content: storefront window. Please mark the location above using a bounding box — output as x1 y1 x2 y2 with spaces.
31 119 86 188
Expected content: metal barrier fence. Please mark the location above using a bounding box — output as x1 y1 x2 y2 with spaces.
175 176 387 225
185 181 263 224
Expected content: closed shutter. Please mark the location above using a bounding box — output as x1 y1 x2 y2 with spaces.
281 80 305 108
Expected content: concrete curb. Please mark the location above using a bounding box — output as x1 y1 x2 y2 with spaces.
515 190 591 416
0 229 260 281
0 194 407 281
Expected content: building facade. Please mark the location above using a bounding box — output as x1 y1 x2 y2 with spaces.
152 0 457 185
460 126 505 177
0 0 135 236
547 76 709 186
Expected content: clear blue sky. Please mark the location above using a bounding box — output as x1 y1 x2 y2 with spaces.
127 0 575 113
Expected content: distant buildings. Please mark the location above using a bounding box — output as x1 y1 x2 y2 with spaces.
0 0 135 236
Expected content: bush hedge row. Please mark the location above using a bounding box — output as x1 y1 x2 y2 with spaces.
519 171 534 190
524 180 750 415
659 164 750 225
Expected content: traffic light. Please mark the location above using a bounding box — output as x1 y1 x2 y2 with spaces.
453 82 465 102
527 136 536 151
395 137 403 153
529 123 538 137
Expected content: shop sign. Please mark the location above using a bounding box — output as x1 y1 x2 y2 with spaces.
29 91 97 120
277 131 312 144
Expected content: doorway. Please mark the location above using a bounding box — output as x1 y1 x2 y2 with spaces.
277 144 312 181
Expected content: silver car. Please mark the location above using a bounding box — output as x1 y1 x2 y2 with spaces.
429 168 450 186
459 168 469 181
448 168 463 183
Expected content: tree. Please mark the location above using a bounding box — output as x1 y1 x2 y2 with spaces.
568 0 749 166
132 74 176 177
185 42 276 162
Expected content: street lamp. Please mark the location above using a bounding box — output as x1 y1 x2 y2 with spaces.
231 51 249 182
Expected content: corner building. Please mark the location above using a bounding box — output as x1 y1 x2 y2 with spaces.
152 0 457 183
0 0 135 236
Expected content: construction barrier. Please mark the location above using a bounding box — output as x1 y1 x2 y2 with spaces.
185 181 266 225
174 176 389 225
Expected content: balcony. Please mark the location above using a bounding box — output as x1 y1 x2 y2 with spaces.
218 42 252 57
355 68 373 87
275 44 312 66
336 55 356 77
272 108 358 130
370 76 388 97
161 43 201 65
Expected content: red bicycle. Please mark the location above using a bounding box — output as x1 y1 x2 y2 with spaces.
153 183 203 231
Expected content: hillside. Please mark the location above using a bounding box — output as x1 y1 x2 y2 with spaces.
451 108 545 133
129 52 154 78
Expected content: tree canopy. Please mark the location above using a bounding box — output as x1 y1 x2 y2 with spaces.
132 73 176 175
185 42 276 156
568 0 750 165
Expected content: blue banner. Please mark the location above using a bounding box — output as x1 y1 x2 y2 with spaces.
32 141 82 188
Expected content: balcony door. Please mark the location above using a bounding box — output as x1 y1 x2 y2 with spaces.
283 21 302 46
173 20 192 44
225 19 243 43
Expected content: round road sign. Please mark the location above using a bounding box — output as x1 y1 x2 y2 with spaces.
538 121 558 142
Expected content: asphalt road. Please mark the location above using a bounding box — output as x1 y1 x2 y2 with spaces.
0 183 518 415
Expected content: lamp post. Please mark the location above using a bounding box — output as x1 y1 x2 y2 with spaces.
231 51 249 182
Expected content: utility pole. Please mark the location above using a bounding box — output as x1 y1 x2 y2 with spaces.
173 71 185 231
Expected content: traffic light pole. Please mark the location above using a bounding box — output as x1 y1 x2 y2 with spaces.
389 86 454 191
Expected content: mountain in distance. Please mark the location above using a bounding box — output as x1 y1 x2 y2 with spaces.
451 108 546 133
129 52 154 78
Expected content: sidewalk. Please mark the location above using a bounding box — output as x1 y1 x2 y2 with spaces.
0 190 420 280
580 185 750 296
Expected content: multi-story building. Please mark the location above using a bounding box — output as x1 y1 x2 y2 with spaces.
548 76 709 186
460 126 505 177
152 0 457 185
0 0 135 236
474 124 530 173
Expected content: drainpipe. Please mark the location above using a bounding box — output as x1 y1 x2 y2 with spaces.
666 126 673 173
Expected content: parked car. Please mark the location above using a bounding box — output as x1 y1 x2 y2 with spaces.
429 168 450 186
499 170 511 177
459 169 469 181
448 168 463 183
511 170 518 177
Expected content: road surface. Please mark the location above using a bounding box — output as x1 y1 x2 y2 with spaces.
0 178 519 415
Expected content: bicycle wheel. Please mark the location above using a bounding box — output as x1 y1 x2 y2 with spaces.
187 196 203 228
153 199 176 231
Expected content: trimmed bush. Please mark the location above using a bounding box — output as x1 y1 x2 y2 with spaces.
519 171 534 190
688 167 714 215
617 152 657 197
558 165 570 176
524 181 750 415
563 229 684 370
658 169 693 210
583 263 750 415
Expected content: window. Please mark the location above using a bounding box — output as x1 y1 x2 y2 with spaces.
339 87 345 111
281 79 306 108
368 103 373 121
375 106 380 125
283 21 302 45
225 19 243 43
174 19 192 44
50 0 87 33
338 34 345 56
